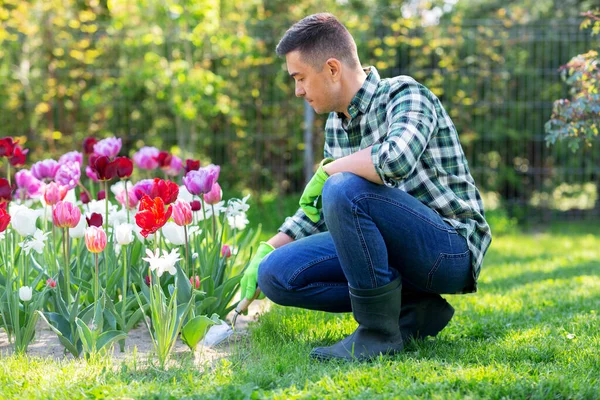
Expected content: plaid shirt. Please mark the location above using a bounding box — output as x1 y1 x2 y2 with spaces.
279 67 492 292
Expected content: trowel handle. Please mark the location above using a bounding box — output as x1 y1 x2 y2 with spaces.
235 288 261 315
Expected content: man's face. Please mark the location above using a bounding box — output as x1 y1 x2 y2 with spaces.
285 50 339 114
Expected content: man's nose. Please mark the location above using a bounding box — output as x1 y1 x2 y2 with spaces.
295 85 305 97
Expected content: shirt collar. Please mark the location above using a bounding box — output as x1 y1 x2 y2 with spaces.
345 66 380 119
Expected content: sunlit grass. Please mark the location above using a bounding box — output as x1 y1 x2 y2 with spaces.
0 221 598 399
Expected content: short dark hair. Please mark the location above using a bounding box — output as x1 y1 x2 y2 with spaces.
276 13 359 70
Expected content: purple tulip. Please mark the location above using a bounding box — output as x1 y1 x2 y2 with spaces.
31 159 60 181
133 179 154 200
58 151 83 165
205 164 221 181
183 167 218 195
133 146 159 170
93 137 122 158
14 169 44 199
55 161 81 190
164 155 183 176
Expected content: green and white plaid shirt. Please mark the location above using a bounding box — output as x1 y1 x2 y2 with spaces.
279 67 492 292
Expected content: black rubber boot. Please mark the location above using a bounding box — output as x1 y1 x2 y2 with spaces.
310 276 404 361
399 291 455 343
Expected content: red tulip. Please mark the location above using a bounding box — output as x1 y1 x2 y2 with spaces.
80 192 90 204
0 208 10 233
184 159 200 174
135 195 172 238
83 137 98 155
150 178 179 205
0 137 15 157
46 278 57 288
97 190 106 200
115 156 133 179
0 178 12 203
89 154 117 181
221 244 232 258
190 200 201 211
9 145 28 167
154 151 172 169
190 275 201 289
86 212 103 227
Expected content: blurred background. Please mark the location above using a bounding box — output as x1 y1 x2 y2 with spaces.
1 0 599 232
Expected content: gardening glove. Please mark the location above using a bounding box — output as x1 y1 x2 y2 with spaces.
299 158 334 223
240 241 275 300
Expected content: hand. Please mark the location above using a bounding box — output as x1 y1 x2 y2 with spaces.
299 158 334 222
240 241 275 300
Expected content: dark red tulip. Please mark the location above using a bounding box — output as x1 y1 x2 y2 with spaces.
89 154 117 181
190 200 201 211
150 178 179 205
0 137 15 158
0 178 12 203
80 191 90 204
115 156 133 179
97 190 106 200
154 151 172 169
185 159 200 174
86 212 103 227
9 145 28 167
83 137 98 155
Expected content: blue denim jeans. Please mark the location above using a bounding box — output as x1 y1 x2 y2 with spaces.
258 172 473 313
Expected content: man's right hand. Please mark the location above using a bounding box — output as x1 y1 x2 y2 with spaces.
240 241 276 300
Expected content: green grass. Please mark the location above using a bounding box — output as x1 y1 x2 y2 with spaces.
1 220 599 399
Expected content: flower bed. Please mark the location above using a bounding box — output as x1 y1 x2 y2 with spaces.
0 136 259 367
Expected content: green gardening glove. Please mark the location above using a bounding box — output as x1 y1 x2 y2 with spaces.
240 241 275 300
299 158 334 222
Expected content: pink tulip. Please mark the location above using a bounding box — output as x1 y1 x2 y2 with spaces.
115 186 139 209
183 167 218 195
221 244 232 258
31 159 60 181
85 165 100 182
43 182 68 205
164 155 183 176
133 146 160 170
203 182 222 205
15 170 44 199
58 151 83 165
46 278 57 288
93 137 122 158
53 201 82 228
55 161 81 190
190 275 201 289
85 226 107 253
171 199 192 226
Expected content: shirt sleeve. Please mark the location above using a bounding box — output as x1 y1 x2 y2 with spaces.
278 207 328 240
370 81 437 187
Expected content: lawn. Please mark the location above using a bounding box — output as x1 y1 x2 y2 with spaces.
0 216 598 399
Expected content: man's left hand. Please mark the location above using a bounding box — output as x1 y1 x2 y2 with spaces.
299 158 334 222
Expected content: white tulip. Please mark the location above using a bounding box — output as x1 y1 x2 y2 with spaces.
161 221 186 246
115 223 134 245
177 185 193 203
19 286 33 302
10 205 39 237
69 215 87 238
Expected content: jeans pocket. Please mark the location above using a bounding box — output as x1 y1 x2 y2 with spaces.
426 250 472 294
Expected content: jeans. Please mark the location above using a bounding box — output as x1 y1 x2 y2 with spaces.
258 172 473 313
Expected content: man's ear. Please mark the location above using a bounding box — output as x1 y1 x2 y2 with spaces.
325 58 342 82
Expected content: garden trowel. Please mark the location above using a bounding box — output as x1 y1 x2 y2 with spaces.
231 288 261 328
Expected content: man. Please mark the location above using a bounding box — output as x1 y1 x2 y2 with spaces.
240 13 492 361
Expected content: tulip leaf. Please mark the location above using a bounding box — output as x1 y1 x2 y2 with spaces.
38 311 81 357
176 264 192 304
125 306 146 332
76 317 94 354
181 314 220 351
97 330 128 351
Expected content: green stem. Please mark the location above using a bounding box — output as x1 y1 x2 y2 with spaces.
122 244 128 331
184 225 190 278
211 205 216 238
94 253 99 306
63 229 71 303
124 181 130 224
104 181 109 234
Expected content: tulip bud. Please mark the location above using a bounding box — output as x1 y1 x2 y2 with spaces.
190 200 201 211
97 190 106 200
80 191 90 204
221 244 232 258
203 182 222 205
190 275 201 289
115 223 134 246
46 278 57 288
144 275 151 286
19 286 33 302
172 200 193 226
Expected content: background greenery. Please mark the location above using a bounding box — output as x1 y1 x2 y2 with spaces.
1 0 599 225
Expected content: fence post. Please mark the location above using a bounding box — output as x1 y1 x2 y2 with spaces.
303 100 315 185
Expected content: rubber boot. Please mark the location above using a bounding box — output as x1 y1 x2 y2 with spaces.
310 276 404 361
399 291 454 343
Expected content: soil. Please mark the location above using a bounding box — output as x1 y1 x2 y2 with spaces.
0 299 271 367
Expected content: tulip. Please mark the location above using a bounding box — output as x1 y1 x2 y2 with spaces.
89 154 117 181
31 159 60 181
85 226 107 253
97 190 106 200
10 205 38 236
221 244 232 258
0 137 16 157
150 178 179 205
54 161 81 190
46 278 57 288
115 223 134 245
154 151 172 169
182 168 218 195
161 221 186 246
133 146 160 170
115 156 133 179
53 201 81 229
9 144 28 167
133 179 154 199
43 182 68 205
190 200 201 211
15 170 44 199
190 276 201 289
0 208 10 233
135 195 172 238
82 137 98 154
164 155 183 176
19 286 33 302
59 151 84 165
144 275 151 286
93 137 122 158
0 178 11 203
172 200 192 226
80 191 90 204
85 165 100 182
69 215 87 238
203 182 222 205
86 212 103 227
184 159 200 174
